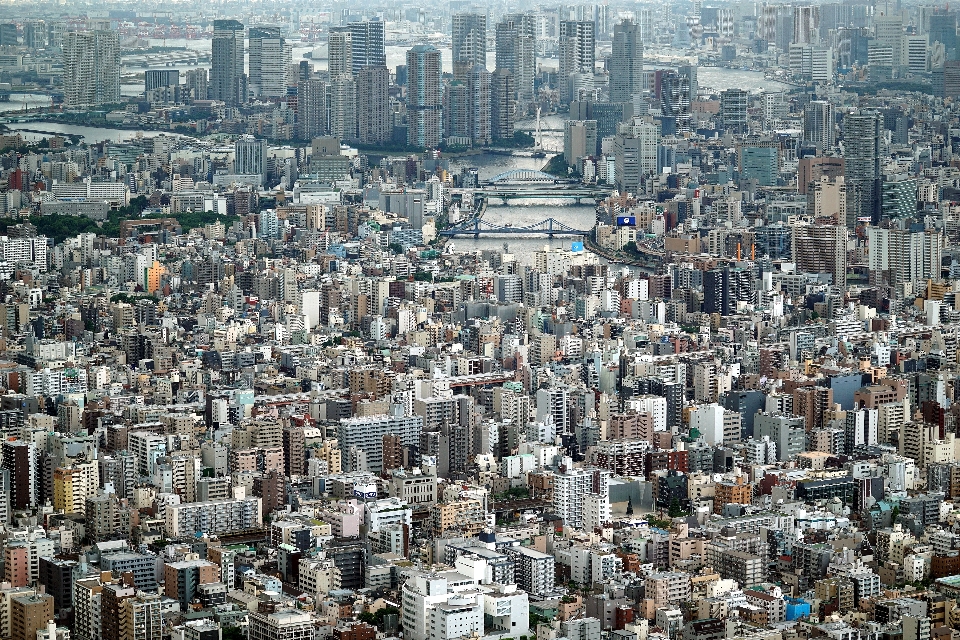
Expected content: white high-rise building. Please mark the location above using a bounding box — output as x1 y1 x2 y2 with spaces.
234 136 268 184
551 464 611 529
62 30 120 108
328 30 353 78
614 119 659 194
165 496 263 537
249 26 292 98
336 412 423 473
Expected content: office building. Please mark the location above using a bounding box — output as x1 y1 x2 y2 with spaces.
742 146 778 186
63 30 121 108
38 556 75 615
407 45 443 148
609 20 643 103
249 27 292 98
249 608 313 640
844 111 882 223
804 100 836 149
234 136 268 183
211 19 246 106
452 13 487 80
144 70 179 93
720 89 748 134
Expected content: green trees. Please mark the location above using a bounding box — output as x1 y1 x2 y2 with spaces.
358 606 401 630
223 627 245 640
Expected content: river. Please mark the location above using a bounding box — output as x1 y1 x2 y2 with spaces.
12 38 783 268
444 153 601 264
3 122 174 144
0 94 53 113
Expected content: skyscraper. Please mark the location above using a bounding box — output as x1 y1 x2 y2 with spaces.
792 5 820 45
356 66 391 144
234 136 268 184
407 44 443 148
297 78 327 140
660 72 692 133
609 20 643 104
184 69 208 102
453 13 487 80
328 29 353 78
144 70 179 93
792 223 847 287
490 68 516 141
62 30 120 108
444 81 471 143
559 21 595 103
348 21 386 72
327 75 357 141
1 441 37 511
614 119 659 193
470 65 492 146
844 111 882 223
719 88 748 133
23 21 45 49
804 100 835 149
495 15 536 107
211 19 245 106
249 27 292 98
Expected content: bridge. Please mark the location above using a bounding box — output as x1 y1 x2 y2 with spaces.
489 169 557 183
440 217 591 237
480 171 610 203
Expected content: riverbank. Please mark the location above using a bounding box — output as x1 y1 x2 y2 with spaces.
584 235 658 272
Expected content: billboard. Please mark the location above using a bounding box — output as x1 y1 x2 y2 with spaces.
616 216 637 226
353 484 379 499
571 241 584 252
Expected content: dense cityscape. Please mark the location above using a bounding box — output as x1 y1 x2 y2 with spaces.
0 5 959 640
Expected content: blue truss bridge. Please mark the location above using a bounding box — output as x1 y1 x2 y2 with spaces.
440 216 590 237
